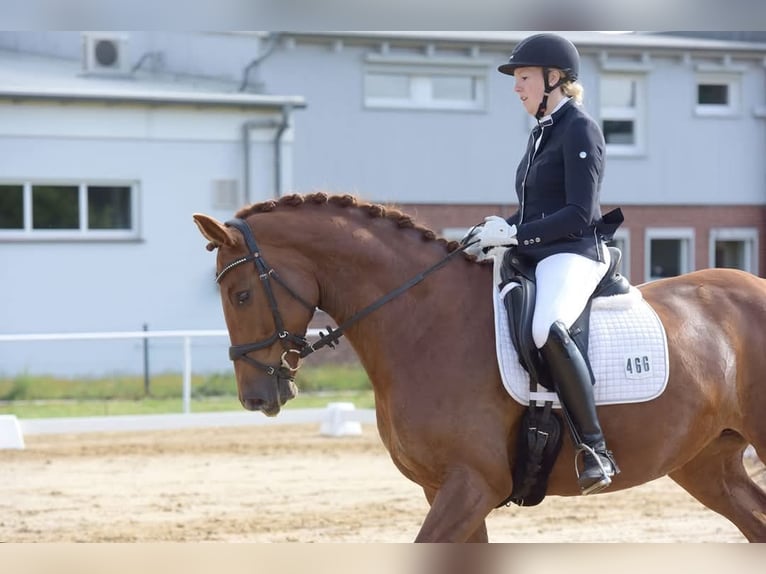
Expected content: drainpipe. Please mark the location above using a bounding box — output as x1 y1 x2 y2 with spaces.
239 32 281 92
272 105 290 199
242 105 292 203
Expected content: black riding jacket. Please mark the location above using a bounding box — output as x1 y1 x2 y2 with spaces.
508 98 613 263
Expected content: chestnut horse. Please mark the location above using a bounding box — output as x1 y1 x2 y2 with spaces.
193 192 766 542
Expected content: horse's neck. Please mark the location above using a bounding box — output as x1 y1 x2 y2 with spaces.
283 210 451 335
263 207 484 371
315 232 432 325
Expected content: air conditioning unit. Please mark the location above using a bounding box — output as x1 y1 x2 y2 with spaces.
82 32 130 76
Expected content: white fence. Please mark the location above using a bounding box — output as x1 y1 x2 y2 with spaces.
0 328 322 413
1 404 378 449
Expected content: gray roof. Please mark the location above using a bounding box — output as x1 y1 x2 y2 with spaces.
0 48 306 109
283 31 766 54
2 31 765 107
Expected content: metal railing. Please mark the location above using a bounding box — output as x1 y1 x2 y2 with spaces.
0 328 322 413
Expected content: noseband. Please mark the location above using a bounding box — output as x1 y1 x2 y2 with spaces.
216 218 315 379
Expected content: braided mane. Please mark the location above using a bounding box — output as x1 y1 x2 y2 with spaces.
235 192 462 252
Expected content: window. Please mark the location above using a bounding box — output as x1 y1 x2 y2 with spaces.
0 181 138 240
695 73 741 116
365 71 484 111
698 84 728 105
645 228 695 281
432 75 476 101
600 74 645 156
365 73 410 100
709 228 758 274
364 57 488 111
0 184 23 229
33 185 79 229
87 186 133 229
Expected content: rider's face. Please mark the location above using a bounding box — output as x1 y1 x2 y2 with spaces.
513 67 562 117
513 66 545 116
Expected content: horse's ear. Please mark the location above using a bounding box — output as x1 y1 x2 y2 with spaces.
193 213 235 251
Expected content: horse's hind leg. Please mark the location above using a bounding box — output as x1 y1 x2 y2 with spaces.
669 431 766 542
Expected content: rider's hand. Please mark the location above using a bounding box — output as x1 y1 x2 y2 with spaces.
477 216 518 248
460 216 518 259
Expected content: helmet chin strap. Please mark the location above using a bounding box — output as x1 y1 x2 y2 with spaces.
535 67 564 120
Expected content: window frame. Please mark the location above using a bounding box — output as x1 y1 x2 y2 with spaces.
363 55 490 113
644 227 695 282
599 73 646 157
709 227 758 275
0 180 140 241
694 72 742 117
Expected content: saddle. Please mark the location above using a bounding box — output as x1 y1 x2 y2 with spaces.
500 246 630 507
502 246 630 392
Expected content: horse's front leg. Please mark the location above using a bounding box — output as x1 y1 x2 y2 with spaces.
416 466 506 542
466 520 489 543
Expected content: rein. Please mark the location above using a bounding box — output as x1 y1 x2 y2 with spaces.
300 238 474 359
217 217 475 378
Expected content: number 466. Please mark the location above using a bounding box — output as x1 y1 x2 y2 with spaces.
626 355 650 374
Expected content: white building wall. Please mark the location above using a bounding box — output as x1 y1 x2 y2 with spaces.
0 101 294 375
249 33 766 206
259 39 522 204
633 56 766 205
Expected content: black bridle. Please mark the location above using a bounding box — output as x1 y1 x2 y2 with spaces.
216 218 316 378
216 217 475 380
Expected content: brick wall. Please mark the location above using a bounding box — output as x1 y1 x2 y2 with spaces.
400 203 766 283
605 204 766 283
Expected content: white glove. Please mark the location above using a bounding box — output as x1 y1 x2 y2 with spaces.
477 216 518 247
459 216 517 259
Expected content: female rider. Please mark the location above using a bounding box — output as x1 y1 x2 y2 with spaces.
468 33 621 495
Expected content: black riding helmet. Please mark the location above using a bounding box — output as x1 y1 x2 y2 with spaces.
498 33 580 80
498 33 581 120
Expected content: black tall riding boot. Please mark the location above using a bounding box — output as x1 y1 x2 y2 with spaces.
540 321 618 495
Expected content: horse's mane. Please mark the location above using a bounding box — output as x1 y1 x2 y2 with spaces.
235 192 464 253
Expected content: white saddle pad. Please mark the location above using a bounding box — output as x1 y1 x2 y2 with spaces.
493 276 669 408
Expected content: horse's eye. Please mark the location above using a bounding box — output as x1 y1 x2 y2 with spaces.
236 291 250 305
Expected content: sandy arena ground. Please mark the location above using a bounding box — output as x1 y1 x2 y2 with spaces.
2 423 764 543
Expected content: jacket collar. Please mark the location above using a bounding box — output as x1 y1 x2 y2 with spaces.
537 97 573 127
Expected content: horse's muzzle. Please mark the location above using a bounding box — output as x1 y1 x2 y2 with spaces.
239 376 298 416
241 397 281 416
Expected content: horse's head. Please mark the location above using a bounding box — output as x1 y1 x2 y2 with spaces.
193 212 318 416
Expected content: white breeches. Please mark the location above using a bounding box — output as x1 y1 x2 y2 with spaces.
532 248 610 349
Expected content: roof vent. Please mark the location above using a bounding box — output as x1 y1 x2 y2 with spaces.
82 32 130 76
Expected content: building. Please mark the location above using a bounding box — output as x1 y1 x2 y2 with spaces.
1 31 766 375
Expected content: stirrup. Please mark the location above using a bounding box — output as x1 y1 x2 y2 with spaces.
574 443 616 496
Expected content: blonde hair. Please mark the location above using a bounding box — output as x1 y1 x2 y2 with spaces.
561 80 584 103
